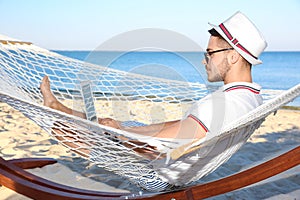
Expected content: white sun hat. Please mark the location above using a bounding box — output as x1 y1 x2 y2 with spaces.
209 11 267 65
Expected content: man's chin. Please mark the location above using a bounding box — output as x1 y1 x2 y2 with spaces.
207 79 223 83
207 75 223 83
207 78 216 82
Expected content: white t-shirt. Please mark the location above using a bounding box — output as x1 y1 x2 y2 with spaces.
187 82 263 135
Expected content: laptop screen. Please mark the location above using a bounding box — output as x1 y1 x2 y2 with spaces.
80 81 98 122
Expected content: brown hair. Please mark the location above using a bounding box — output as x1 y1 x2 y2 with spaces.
208 28 231 48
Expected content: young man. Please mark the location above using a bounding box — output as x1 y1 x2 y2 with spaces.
41 11 267 141
40 11 267 191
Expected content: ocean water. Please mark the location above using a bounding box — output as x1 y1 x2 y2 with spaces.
55 51 300 106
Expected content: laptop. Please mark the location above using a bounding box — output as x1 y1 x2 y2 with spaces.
80 81 98 122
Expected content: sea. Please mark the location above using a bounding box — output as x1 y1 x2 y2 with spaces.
55 51 300 107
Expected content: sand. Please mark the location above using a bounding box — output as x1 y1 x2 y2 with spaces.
0 102 299 199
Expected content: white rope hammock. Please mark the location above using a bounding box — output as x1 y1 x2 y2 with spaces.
0 35 299 191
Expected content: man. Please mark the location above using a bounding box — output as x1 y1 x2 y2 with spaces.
41 11 267 141
40 11 267 191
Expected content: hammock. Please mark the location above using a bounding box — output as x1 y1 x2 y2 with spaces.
0 35 299 192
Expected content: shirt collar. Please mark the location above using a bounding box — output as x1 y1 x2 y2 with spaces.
222 82 261 94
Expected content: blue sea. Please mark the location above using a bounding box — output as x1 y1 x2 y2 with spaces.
55 51 300 107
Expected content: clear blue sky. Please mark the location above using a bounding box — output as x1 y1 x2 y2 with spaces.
1 0 299 51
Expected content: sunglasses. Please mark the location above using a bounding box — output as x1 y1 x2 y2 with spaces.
204 48 234 63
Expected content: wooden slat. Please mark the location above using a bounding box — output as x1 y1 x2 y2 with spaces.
142 146 300 200
9 158 57 169
0 40 32 45
0 157 129 199
0 146 299 199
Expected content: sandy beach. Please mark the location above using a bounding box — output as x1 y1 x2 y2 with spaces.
0 101 299 199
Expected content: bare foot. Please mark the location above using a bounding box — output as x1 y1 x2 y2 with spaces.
40 76 60 109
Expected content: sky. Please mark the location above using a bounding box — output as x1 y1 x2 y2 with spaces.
0 0 300 51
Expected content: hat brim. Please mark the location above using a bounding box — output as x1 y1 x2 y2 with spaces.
209 23 262 65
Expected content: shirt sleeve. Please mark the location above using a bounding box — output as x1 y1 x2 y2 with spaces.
186 91 227 134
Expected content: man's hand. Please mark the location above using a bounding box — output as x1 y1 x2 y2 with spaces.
98 118 120 129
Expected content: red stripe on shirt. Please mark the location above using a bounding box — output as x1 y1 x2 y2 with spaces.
188 114 209 132
224 85 260 94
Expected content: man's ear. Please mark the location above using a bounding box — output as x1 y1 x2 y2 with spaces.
228 50 240 64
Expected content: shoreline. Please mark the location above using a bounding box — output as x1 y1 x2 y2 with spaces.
281 105 300 111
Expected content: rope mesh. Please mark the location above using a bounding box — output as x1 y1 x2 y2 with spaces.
0 39 299 191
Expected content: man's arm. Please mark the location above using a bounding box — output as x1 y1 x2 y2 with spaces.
41 76 206 140
101 117 207 140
